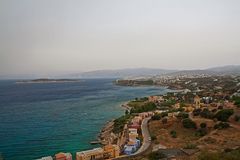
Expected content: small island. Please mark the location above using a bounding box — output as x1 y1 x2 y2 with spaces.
16 78 81 84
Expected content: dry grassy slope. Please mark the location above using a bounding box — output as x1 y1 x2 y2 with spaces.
148 117 240 156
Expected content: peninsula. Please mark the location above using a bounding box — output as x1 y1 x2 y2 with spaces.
16 78 81 84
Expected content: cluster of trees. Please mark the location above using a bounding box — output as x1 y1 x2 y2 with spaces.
195 122 207 137
160 98 176 107
151 112 168 120
113 115 131 134
214 122 230 129
232 96 240 107
214 109 234 122
177 112 189 119
193 108 234 122
130 102 157 113
182 118 197 129
193 108 214 119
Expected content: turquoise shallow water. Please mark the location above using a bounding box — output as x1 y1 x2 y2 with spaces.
0 79 170 160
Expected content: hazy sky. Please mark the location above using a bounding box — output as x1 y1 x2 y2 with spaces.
0 0 240 76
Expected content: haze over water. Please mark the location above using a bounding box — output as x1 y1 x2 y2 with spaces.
0 79 170 160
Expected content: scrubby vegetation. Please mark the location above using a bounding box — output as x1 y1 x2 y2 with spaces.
170 130 177 138
214 122 230 129
151 114 161 120
200 108 214 119
232 96 240 107
200 122 207 128
130 102 157 113
182 118 196 129
160 98 176 107
177 112 189 119
113 115 131 134
214 109 234 122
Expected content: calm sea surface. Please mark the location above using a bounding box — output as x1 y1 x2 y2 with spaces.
0 79 170 160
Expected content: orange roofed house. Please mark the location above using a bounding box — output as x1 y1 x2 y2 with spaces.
55 152 72 160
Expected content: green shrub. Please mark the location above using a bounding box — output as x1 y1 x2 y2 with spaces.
170 130 177 138
232 96 240 107
130 102 157 113
182 118 197 129
151 135 157 141
195 128 207 137
214 122 230 129
151 114 161 120
200 122 207 128
193 108 202 116
178 112 189 119
214 109 234 122
200 108 214 119
113 115 131 134
160 112 168 118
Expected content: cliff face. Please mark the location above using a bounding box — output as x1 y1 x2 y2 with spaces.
99 121 118 145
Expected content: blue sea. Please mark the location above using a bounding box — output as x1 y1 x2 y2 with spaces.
0 79 170 160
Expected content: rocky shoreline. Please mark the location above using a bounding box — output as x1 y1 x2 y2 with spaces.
98 120 116 145
98 102 131 146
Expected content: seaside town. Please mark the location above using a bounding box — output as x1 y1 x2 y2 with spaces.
36 74 240 160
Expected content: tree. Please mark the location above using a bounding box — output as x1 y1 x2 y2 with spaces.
151 114 161 120
200 108 214 119
214 109 234 122
193 108 202 116
214 122 230 129
200 122 207 128
178 112 189 119
170 130 177 138
195 128 207 136
182 118 196 129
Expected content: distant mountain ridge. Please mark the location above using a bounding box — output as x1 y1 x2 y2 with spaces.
0 65 239 79
161 65 240 77
79 65 240 78
207 65 240 75
79 68 177 78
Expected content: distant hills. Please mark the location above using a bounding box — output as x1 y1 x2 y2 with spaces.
0 65 239 79
78 65 240 78
79 68 177 78
207 65 240 75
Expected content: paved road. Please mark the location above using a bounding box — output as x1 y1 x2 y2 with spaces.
133 117 151 155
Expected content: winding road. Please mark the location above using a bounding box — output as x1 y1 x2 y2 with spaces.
113 117 152 160
133 117 152 155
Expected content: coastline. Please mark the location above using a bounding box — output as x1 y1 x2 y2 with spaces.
98 120 115 145
98 101 132 146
